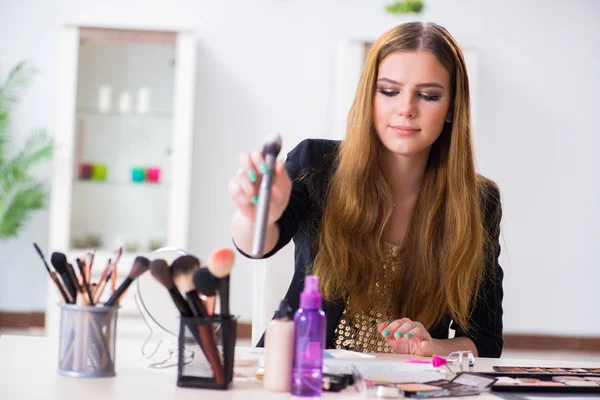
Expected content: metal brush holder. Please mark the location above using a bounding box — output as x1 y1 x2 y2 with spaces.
177 316 237 390
57 303 119 377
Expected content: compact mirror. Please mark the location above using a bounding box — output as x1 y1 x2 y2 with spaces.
136 247 187 337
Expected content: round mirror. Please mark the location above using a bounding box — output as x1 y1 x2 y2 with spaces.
136 247 187 337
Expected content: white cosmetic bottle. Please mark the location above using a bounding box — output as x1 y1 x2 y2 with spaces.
263 299 295 391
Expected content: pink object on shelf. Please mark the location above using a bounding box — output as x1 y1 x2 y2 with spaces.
146 167 160 183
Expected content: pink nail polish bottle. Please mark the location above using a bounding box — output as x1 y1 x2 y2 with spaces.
263 299 295 392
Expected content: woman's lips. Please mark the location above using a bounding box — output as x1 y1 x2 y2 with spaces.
390 125 421 135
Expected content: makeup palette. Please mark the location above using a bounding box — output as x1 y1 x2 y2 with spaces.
489 366 600 394
493 366 600 375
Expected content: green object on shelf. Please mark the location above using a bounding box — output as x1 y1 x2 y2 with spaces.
92 164 107 181
132 167 145 183
385 0 424 15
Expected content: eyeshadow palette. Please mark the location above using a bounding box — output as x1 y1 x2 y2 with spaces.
493 366 600 375
487 367 600 394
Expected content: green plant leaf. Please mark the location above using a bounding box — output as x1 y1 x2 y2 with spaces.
0 61 51 239
0 178 48 239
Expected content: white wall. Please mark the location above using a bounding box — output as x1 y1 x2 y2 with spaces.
1 0 599 337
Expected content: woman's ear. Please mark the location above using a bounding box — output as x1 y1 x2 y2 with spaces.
445 110 453 123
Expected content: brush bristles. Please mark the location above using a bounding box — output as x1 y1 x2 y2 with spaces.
173 272 196 294
262 134 282 157
208 248 235 278
193 267 220 296
50 252 68 274
129 256 150 280
150 259 174 289
171 255 201 276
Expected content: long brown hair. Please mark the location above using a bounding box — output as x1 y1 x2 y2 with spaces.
313 22 489 332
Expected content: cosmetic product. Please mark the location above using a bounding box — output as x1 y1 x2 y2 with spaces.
33 243 72 303
264 299 295 392
291 275 326 398
136 87 151 114
105 256 150 306
251 134 282 257
98 85 112 114
207 248 234 316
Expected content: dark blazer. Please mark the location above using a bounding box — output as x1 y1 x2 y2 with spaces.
237 138 504 358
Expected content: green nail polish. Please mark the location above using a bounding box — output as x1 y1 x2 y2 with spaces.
247 169 257 183
405 333 413 339
382 329 391 337
252 195 258 205
259 162 269 175
394 331 403 338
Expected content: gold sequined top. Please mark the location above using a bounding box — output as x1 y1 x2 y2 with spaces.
332 242 400 353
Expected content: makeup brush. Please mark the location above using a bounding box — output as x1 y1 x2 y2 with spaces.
33 243 73 304
193 267 219 316
51 252 79 302
171 255 207 317
76 258 95 305
92 259 113 304
172 254 226 385
111 247 122 293
251 134 282 257
105 256 150 307
85 251 94 284
149 259 192 316
207 248 235 317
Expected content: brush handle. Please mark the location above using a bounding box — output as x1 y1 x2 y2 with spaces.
196 323 226 385
50 272 73 303
66 263 82 294
58 271 77 301
218 276 230 317
93 277 109 304
251 152 276 257
186 291 208 317
77 260 95 306
169 288 192 317
105 277 132 306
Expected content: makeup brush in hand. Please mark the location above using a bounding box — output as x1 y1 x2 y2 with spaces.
149 259 191 316
104 256 150 306
251 134 282 257
33 243 73 304
208 248 235 317
171 255 207 317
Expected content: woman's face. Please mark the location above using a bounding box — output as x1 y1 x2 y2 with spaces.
373 50 452 158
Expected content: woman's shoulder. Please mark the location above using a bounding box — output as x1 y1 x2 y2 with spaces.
287 138 341 169
476 175 502 231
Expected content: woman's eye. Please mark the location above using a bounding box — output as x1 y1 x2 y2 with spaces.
378 88 399 97
420 93 441 101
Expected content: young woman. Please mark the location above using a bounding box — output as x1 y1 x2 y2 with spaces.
229 22 503 358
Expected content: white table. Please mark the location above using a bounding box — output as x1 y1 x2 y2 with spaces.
1 335 599 399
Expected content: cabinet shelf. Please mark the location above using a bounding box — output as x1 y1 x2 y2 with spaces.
73 180 169 189
77 106 172 119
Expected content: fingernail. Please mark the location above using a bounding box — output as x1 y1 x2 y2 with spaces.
251 195 258 205
382 329 391 337
247 169 257 183
259 162 269 175
394 331 403 338
422 340 428 346
405 333 413 339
